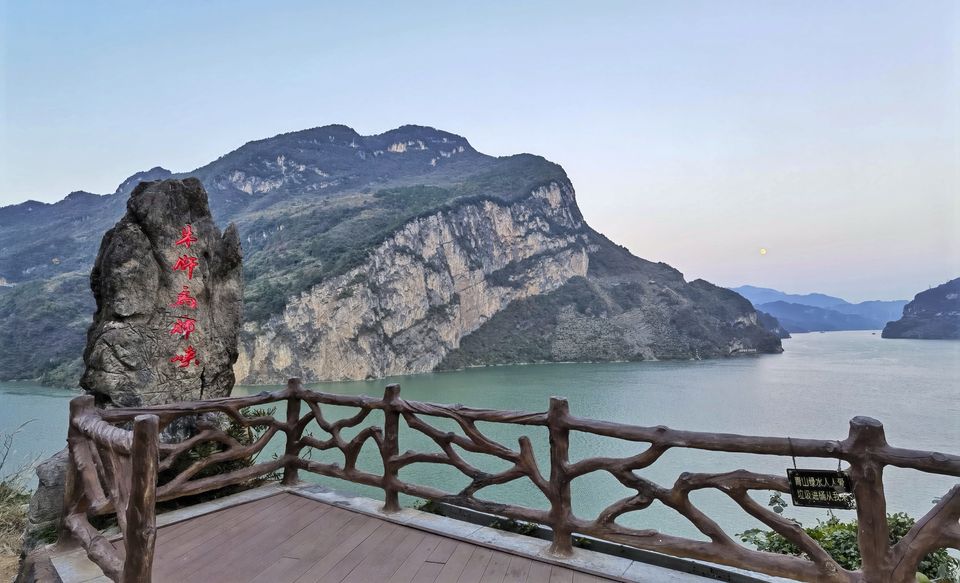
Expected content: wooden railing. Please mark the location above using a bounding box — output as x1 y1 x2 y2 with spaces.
62 396 158 583
62 379 960 583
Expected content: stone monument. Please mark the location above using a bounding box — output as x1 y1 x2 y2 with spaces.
81 178 242 406
19 178 242 565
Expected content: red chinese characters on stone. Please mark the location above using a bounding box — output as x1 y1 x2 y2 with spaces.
171 286 198 309
172 255 199 279
175 224 198 248
171 225 202 367
169 317 196 340
170 345 200 367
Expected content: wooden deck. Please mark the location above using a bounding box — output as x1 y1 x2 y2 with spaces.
130 492 613 583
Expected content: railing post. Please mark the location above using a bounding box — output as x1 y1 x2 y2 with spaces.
58 396 95 548
282 378 303 486
121 414 159 583
547 397 574 556
847 416 892 582
381 384 401 513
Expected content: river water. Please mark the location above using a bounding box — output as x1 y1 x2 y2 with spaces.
2 330 958 540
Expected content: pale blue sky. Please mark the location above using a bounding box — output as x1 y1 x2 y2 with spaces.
1 1 957 301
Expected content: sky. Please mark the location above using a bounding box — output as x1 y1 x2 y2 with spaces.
1 1 957 302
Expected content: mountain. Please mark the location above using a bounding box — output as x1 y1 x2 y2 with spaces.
756 310 791 339
730 285 907 332
826 300 908 325
0 124 781 386
730 285 849 309
882 278 960 340
756 301 876 333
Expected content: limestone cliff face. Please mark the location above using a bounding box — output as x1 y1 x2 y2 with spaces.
235 183 589 382
235 178 782 383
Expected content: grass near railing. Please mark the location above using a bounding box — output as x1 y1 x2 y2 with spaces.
0 422 35 582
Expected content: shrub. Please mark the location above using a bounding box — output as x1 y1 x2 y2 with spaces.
739 494 959 582
0 423 35 578
157 407 280 509
413 499 445 516
489 517 539 537
178 406 278 480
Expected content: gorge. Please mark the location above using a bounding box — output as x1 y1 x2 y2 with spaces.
0 125 781 388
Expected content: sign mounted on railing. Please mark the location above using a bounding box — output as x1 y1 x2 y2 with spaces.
787 469 856 509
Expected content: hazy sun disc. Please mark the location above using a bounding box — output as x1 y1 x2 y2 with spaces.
759 248 768 256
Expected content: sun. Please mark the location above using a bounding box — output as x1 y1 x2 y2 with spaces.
759 248 768 256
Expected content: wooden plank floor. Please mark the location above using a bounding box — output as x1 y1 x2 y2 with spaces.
131 492 613 583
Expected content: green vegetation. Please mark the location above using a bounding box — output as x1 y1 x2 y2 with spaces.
438 276 605 369
489 517 539 537
0 274 92 386
157 407 280 509
486 517 595 549
412 499 446 516
739 493 959 582
437 154 569 205
1 423 34 580
572 535 593 549
241 154 569 323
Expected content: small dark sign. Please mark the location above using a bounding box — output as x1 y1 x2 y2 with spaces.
787 469 855 509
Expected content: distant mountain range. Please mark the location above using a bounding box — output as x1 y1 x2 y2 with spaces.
882 278 960 340
729 285 907 333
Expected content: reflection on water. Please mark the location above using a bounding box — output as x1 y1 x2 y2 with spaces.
3 331 958 539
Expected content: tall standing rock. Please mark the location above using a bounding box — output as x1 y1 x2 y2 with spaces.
81 178 242 406
19 179 241 566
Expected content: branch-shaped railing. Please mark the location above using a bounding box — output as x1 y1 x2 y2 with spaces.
62 396 158 583
62 379 960 583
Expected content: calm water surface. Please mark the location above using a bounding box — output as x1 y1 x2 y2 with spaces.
3 331 958 540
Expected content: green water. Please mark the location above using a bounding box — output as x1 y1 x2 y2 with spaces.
3 331 958 540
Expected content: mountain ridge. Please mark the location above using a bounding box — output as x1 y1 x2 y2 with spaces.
0 124 781 386
730 285 849 309
730 285 907 332
882 278 960 340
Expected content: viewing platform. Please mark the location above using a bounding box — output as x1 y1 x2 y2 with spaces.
47 380 959 583
49 483 731 583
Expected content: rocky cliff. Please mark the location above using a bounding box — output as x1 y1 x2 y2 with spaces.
756 310 791 339
236 183 589 381
0 125 781 386
882 278 960 340
237 177 781 382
